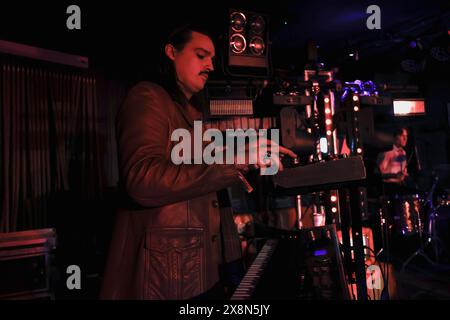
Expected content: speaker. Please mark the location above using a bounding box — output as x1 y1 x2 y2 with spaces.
226 9 270 77
0 228 56 299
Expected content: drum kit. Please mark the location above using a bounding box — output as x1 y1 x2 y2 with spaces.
381 172 450 270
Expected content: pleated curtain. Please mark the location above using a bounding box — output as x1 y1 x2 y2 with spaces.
0 59 103 232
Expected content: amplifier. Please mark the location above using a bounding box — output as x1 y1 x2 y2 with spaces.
0 228 56 300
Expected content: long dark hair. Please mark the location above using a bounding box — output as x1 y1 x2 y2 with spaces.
157 24 212 111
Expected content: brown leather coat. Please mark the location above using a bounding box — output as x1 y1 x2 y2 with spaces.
100 82 242 299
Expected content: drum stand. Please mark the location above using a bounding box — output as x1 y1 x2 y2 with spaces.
401 176 442 271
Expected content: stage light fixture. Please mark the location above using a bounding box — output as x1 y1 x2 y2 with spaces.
249 36 265 55
230 12 246 32
230 33 246 54
226 9 270 76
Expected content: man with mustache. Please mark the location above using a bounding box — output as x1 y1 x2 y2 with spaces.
100 24 296 300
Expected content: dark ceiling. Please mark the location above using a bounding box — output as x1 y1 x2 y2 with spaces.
0 0 449 79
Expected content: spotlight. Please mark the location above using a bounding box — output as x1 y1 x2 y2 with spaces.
249 36 265 55
320 137 328 154
230 12 246 32
250 15 265 34
230 34 246 54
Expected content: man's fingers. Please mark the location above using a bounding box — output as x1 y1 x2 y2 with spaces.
279 146 297 158
247 140 297 158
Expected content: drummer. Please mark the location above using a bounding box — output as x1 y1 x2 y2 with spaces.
377 127 410 195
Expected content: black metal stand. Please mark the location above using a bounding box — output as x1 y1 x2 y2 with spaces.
339 186 368 300
401 175 442 271
349 186 368 301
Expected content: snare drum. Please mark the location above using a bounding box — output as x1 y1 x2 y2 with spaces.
393 194 424 236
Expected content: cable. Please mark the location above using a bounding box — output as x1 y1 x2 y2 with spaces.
364 245 390 300
338 242 389 300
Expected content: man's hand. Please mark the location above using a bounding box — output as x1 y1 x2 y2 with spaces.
240 137 297 173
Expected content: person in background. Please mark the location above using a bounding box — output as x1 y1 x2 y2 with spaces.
377 127 410 195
